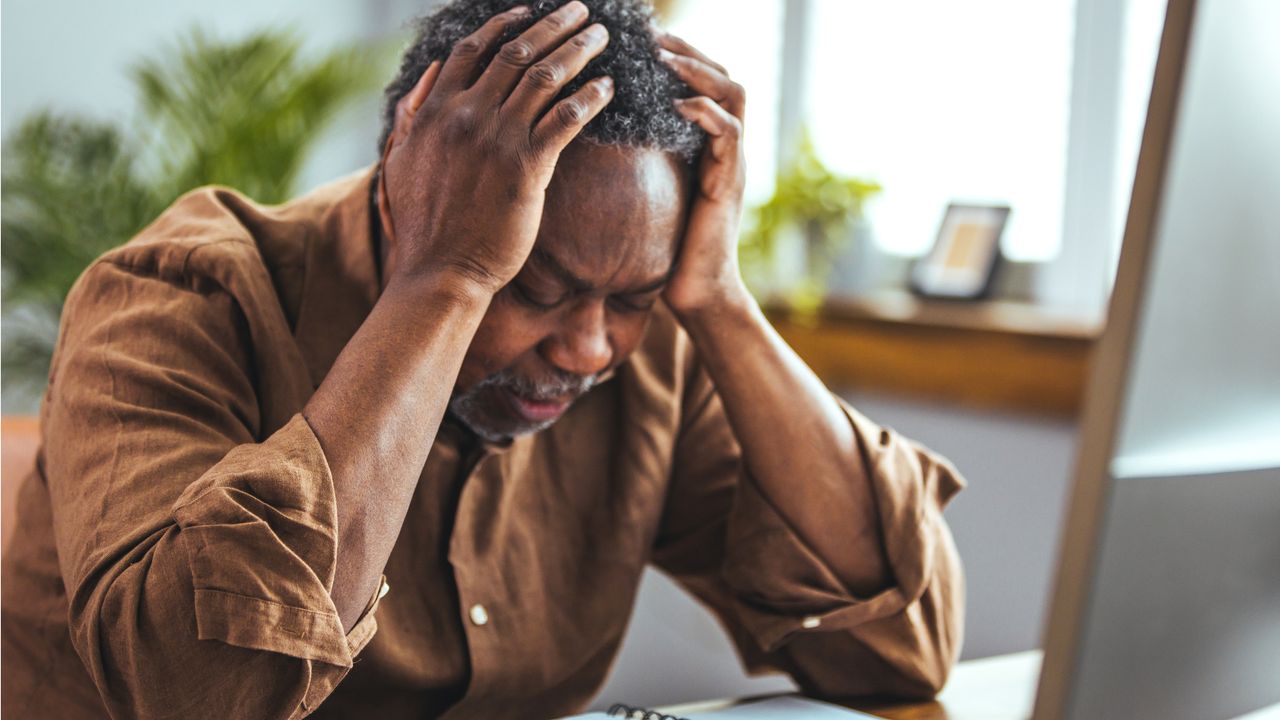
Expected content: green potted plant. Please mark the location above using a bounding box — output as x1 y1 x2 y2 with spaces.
2 29 386 408
740 130 881 317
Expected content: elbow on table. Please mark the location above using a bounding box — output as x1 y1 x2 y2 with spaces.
886 547 965 699
792 544 965 701
790 626 959 703
887 638 958 699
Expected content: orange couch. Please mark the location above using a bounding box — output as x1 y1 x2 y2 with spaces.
2 416 40 553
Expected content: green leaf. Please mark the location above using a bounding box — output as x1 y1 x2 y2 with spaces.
740 127 881 302
2 28 389 396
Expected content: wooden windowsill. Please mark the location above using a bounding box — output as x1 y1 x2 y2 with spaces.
764 291 1102 417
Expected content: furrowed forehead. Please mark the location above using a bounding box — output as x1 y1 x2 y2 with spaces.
514 144 685 294
526 244 673 294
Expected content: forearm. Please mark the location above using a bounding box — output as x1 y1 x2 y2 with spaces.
304 271 491 630
674 287 891 596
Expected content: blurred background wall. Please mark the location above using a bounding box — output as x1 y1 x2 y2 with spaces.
1 0 396 190
2 0 1167 711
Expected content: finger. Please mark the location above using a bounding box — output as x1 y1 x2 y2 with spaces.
674 96 742 158
473 0 591 100
502 23 609 124
656 32 728 76
393 61 443 138
531 75 615 155
434 5 533 93
659 49 745 119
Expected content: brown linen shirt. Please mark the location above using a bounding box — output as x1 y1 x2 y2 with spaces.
1 167 965 720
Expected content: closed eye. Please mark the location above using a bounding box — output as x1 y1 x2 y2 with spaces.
608 294 658 313
511 282 568 310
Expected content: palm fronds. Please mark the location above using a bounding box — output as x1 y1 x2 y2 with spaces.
2 29 385 399
132 30 381 203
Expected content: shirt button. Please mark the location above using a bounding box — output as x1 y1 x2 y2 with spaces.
801 615 822 629
469 603 490 626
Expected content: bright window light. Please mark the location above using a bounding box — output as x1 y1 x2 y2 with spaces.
664 0 784 207
1112 0 1168 270
805 0 1076 261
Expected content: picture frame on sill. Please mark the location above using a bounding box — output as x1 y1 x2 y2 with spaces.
910 203 1011 300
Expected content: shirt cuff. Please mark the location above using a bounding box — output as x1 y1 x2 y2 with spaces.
172 413 375 668
298 576 386 715
345 575 387 658
721 396 964 653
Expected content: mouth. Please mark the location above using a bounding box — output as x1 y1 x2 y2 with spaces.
501 386 573 424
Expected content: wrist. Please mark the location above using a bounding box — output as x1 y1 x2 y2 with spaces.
671 279 758 335
382 267 496 315
671 276 755 321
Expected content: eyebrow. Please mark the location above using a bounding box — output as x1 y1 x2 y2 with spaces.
530 247 593 292
530 247 672 295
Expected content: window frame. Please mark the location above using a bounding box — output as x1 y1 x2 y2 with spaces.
775 0 1152 318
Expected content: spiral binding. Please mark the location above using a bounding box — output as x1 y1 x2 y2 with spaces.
606 703 689 720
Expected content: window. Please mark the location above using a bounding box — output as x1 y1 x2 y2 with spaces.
804 0 1077 262
630 0 1168 312
662 0 785 207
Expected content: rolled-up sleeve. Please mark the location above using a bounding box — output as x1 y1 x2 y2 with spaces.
171 415 374 667
44 259 378 719
652 363 965 699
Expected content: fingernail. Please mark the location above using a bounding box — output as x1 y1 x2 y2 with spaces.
565 1 589 18
509 5 530 14
657 48 676 64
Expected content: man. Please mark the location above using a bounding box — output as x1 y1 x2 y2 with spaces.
1 1 965 718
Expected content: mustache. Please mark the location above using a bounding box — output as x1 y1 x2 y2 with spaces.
479 368 597 402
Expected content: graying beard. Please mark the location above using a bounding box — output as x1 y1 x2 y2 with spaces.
449 372 517 443
449 369 596 442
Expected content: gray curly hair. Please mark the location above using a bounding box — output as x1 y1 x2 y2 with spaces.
379 0 707 163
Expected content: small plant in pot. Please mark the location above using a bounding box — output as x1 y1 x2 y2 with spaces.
739 130 881 318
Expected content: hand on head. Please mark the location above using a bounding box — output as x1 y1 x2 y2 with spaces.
378 1 615 295
655 31 751 316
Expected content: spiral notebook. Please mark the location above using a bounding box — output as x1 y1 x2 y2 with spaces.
565 696 880 719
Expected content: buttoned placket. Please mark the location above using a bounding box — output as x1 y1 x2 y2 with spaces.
432 381 617 718
440 425 524 718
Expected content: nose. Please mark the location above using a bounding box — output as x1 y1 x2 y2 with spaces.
542 298 613 379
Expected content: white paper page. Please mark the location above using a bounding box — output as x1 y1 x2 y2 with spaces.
687 697 878 719
563 696 880 719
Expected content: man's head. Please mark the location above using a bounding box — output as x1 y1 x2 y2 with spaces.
381 0 707 442
380 0 705 162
